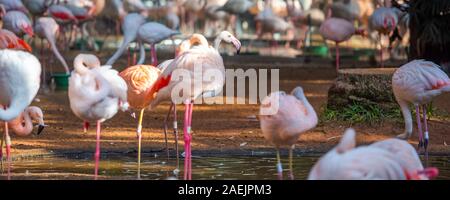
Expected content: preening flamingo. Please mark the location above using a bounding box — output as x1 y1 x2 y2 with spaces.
259 87 318 180
319 17 365 71
35 17 70 75
0 29 32 52
136 22 180 66
119 64 161 179
308 129 438 180
148 31 241 180
106 13 146 66
0 49 41 178
68 54 129 179
370 7 398 67
392 60 450 153
0 8 34 38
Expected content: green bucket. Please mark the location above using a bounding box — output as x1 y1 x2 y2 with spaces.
305 46 329 57
52 73 70 89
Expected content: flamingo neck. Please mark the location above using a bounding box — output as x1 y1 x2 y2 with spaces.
9 110 33 136
73 56 91 75
214 37 222 51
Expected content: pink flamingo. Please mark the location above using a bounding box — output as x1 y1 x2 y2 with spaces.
320 14 365 72
148 31 241 180
308 129 439 180
369 7 398 68
0 49 41 179
0 7 34 38
392 60 450 153
68 54 129 180
119 64 161 179
106 13 146 66
259 86 318 180
23 0 54 25
136 22 180 66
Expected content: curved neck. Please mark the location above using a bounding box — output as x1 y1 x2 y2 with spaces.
214 37 222 51
74 56 91 75
45 29 70 74
9 110 33 136
293 92 318 129
398 99 413 137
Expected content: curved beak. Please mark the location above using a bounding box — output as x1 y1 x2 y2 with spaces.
23 26 34 38
231 37 241 54
37 124 46 135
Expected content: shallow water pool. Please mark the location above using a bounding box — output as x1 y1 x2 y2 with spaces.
1 154 449 180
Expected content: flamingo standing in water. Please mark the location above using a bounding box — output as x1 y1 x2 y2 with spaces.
308 129 439 180
106 13 146 66
136 22 180 66
68 54 129 180
0 49 41 179
119 64 161 179
320 15 365 72
370 7 398 67
259 86 318 180
392 60 450 153
148 31 241 180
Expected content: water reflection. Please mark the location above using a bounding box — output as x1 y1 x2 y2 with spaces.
1 154 449 180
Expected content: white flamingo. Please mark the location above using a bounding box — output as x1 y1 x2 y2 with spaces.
259 86 318 180
68 54 129 180
0 49 41 178
392 60 450 153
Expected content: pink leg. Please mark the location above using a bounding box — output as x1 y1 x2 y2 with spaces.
83 121 89 134
422 105 429 151
336 42 340 72
183 101 190 180
4 121 11 180
416 106 424 150
151 44 158 66
188 102 193 180
94 121 101 180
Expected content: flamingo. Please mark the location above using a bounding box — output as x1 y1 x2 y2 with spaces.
0 29 32 52
392 60 450 154
0 8 34 38
259 86 318 180
308 129 439 180
119 64 161 179
148 31 241 180
136 22 180 66
0 0 29 13
0 49 41 178
34 17 70 75
22 0 54 24
369 7 398 67
68 54 129 179
327 0 360 23
106 13 146 66
319 16 365 72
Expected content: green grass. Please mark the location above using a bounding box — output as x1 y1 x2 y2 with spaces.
321 102 402 124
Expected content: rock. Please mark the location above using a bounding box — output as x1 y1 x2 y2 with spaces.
327 68 398 110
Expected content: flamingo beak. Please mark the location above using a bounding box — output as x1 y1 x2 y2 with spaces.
418 167 439 180
231 37 241 54
37 124 45 135
23 25 34 37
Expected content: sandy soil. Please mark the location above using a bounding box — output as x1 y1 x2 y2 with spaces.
2 50 450 160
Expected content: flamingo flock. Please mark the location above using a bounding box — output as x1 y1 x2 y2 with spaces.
0 0 448 181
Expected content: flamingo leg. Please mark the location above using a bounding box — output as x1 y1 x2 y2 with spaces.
422 105 429 153
132 43 138 66
127 46 131 66
380 34 384 68
1 123 4 172
137 109 145 180
94 121 101 180
83 121 89 134
289 145 295 180
173 104 180 173
183 101 190 180
151 44 158 66
163 104 172 160
276 148 283 180
335 42 340 72
188 102 193 180
415 105 424 151
4 121 11 180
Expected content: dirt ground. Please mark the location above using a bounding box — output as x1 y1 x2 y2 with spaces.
3 50 450 160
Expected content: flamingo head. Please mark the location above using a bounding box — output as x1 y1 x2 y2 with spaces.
20 23 34 37
219 31 241 54
27 106 46 135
